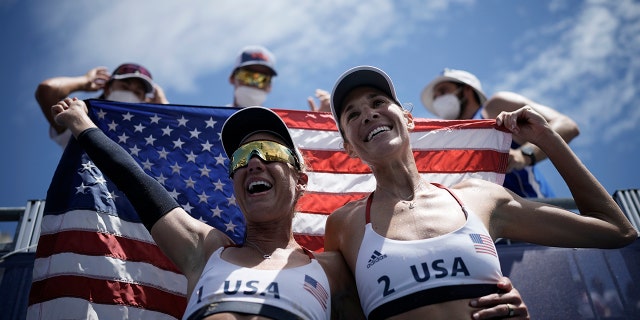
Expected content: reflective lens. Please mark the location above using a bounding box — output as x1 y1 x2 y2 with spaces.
235 70 272 89
229 140 299 176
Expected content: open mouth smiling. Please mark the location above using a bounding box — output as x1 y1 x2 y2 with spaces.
247 180 272 194
366 125 391 142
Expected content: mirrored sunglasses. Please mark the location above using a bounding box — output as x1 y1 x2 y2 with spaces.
229 140 299 176
235 69 272 89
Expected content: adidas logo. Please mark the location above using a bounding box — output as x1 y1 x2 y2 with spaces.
367 250 387 268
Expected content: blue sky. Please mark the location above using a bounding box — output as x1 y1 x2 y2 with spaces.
1 0 639 209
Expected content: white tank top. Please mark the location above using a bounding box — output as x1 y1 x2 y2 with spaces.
355 184 503 319
183 247 331 320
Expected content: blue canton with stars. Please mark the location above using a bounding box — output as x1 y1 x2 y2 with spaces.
85 99 245 243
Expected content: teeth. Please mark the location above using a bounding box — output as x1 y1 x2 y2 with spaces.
367 126 390 141
248 180 272 193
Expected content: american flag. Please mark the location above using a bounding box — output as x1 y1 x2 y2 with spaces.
27 100 510 319
470 233 499 257
304 274 329 310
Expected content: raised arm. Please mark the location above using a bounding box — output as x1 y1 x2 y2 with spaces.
51 98 232 278
483 91 579 171
36 67 110 134
486 106 636 248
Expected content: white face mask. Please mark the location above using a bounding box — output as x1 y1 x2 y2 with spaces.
234 85 268 107
106 90 142 103
431 94 461 120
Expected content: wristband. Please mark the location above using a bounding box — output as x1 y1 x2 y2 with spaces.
520 146 536 166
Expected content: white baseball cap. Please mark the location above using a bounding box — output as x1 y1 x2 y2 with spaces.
420 68 487 115
330 65 400 133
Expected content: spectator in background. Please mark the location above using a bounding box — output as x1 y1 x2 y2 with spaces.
308 88 332 112
229 45 277 107
228 45 329 112
35 63 168 148
421 68 580 198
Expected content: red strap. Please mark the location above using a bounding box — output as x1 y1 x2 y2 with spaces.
365 192 374 223
365 183 467 223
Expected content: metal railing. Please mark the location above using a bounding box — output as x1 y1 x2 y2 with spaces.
614 189 640 232
0 200 45 260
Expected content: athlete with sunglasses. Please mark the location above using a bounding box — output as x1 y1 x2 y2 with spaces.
50 98 530 319
50 99 361 319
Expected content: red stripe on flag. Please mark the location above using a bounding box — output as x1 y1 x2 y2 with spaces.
297 192 368 214
413 118 508 132
274 110 338 131
303 149 508 174
294 234 325 252
29 275 186 319
301 149 369 174
413 149 508 173
35 230 180 273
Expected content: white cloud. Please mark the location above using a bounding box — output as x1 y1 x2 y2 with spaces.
492 0 640 149
31 1 475 93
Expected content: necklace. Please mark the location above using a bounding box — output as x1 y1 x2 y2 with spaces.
377 178 425 210
244 240 271 259
403 201 417 209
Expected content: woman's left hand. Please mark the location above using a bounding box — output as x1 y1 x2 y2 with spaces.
470 277 530 319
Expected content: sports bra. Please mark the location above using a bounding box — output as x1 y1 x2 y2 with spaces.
355 183 503 320
183 246 331 320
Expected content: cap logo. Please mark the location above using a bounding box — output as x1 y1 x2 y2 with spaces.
244 52 269 63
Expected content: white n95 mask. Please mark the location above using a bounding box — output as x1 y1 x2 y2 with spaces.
106 90 142 103
235 86 268 107
431 94 461 120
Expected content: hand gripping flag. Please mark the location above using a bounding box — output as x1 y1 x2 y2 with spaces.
27 100 510 319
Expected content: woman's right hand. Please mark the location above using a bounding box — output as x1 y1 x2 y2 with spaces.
52 97 95 137
84 66 110 91
495 105 551 147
